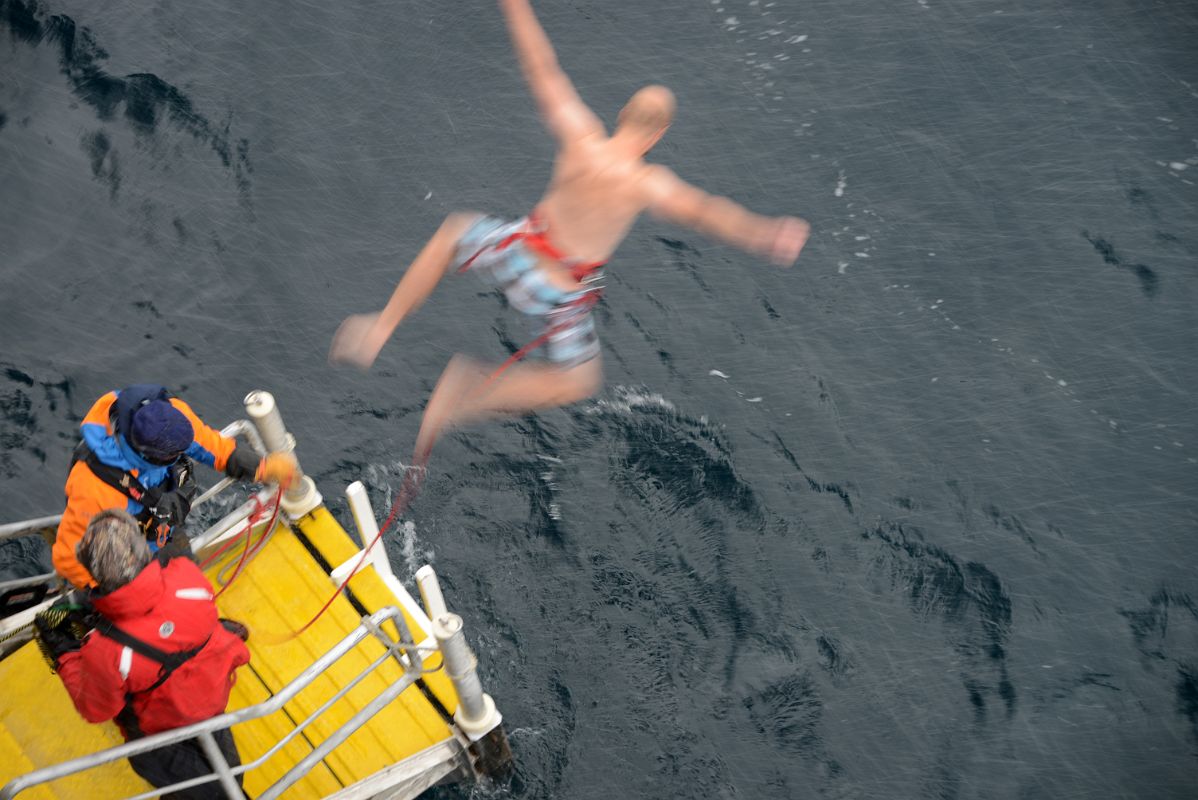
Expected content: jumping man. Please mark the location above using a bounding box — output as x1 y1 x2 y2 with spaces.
330 0 810 460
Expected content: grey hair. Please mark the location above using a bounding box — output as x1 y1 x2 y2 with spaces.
77 509 152 591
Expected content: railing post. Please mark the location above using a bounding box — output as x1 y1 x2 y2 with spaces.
345 482 396 582
196 731 247 800
415 566 448 620
243 391 321 517
419 567 512 779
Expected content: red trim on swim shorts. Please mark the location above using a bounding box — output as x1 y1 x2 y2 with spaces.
458 210 606 283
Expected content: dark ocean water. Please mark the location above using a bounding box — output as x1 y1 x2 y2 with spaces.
2 1 1197 798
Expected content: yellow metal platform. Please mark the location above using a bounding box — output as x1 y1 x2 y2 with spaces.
0 504 463 799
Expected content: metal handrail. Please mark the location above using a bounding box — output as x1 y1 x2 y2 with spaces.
1 606 425 800
0 515 61 542
0 573 58 595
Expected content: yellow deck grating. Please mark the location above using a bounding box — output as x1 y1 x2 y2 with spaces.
0 503 463 800
0 642 148 800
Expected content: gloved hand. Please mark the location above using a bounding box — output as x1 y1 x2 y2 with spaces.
34 609 83 668
255 452 298 490
151 489 192 531
157 527 197 563
224 446 261 481
168 457 199 503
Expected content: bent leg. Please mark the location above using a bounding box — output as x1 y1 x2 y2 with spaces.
413 354 603 460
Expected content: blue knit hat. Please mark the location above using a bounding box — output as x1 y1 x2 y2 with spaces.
128 400 193 465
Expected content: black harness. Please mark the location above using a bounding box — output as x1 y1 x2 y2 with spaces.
95 612 212 740
92 613 211 694
69 441 196 535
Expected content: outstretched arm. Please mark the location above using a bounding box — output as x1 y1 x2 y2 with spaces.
645 166 810 266
330 213 479 370
499 0 603 143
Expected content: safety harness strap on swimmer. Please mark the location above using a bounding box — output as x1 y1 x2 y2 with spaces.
458 211 607 283
453 211 607 380
521 210 607 282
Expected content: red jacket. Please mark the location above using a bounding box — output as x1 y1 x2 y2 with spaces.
56 557 250 738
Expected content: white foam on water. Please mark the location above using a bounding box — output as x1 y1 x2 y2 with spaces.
397 519 431 575
586 386 677 415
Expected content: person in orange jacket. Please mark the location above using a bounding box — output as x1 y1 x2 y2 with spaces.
53 384 297 589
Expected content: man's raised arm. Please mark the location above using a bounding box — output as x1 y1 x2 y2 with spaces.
645 166 810 266
499 0 603 142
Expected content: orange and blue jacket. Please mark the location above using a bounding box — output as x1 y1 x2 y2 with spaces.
53 390 238 589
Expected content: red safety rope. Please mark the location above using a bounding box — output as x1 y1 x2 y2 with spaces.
201 488 284 598
279 455 429 642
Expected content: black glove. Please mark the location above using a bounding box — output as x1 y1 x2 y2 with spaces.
151 490 192 532
34 609 83 668
169 457 199 503
224 446 260 481
156 526 198 563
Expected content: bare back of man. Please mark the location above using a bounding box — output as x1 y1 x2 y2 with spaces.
537 141 663 270
329 0 810 462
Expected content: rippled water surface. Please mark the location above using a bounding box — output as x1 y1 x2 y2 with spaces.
2 1 1196 797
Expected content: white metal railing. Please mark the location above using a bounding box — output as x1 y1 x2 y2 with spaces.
1 606 438 800
0 515 63 541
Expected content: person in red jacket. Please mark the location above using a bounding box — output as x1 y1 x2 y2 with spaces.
37 509 251 799
54 384 297 589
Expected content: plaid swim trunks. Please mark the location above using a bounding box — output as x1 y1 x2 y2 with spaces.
454 215 602 368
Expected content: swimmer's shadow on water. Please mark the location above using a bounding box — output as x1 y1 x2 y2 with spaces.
410 386 1028 786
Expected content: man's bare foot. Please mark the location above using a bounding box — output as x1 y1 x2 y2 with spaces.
413 355 490 461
